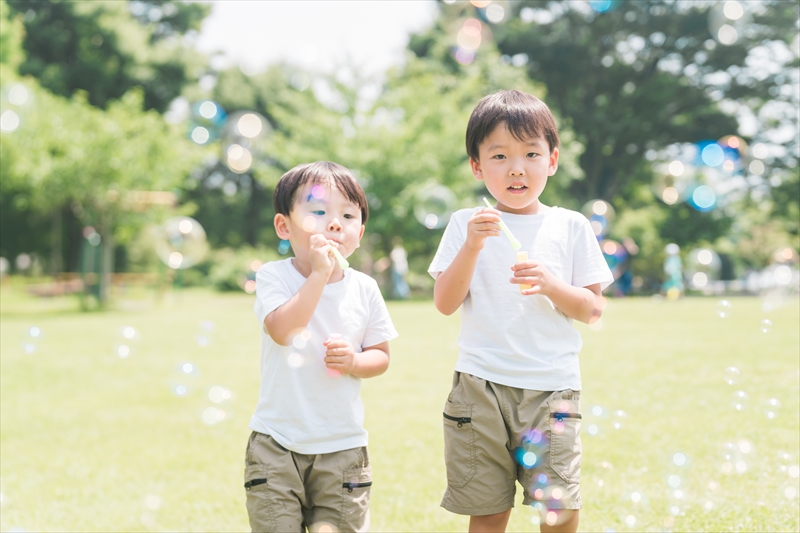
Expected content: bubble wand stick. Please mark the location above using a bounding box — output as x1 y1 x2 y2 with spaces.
482 197 530 293
331 246 349 270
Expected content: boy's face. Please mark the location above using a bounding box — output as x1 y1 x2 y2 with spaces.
470 122 559 215
274 180 365 270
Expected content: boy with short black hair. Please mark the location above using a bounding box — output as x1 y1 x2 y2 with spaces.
429 90 613 532
245 161 398 532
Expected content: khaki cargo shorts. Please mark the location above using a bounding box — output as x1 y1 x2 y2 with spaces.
244 432 372 533
441 371 582 516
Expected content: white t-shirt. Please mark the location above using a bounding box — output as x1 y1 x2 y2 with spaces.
428 207 614 391
251 259 398 454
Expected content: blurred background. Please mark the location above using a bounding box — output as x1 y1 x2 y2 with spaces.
0 0 798 303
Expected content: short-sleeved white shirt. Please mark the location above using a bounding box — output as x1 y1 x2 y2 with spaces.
251 259 398 454
428 207 613 391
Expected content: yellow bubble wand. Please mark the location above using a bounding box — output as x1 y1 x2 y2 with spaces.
482 197 530 292
331 245 349 270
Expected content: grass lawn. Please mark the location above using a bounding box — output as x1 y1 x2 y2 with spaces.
1 285 798 532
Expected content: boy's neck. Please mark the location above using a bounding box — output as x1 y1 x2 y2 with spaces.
497 199 552 215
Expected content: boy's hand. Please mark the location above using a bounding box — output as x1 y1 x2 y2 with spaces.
465 208 502 251
323 335 356 375
309 234 335 279
511 259 558 296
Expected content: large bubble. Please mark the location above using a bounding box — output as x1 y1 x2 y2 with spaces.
581 200 615 238
414 183 457 229
154 216 209 269
685 248 722 290
220 110 271 174
187 100 227 145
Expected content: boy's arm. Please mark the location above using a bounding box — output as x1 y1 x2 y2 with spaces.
434 209 501 315
264 271 328 345
510 260 602 323
264 235 335 345
323 339 391 378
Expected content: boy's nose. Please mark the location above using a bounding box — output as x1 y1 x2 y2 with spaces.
327 217 342 232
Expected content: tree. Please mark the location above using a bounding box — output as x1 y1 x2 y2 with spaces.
7 0 209 112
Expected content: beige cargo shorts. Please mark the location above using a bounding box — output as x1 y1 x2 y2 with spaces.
244 432 372 533
441 371 582 516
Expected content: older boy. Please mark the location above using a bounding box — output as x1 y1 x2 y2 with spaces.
429 90 613 533
246 161 398 532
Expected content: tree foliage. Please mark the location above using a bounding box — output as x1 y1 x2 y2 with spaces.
7 0 209 111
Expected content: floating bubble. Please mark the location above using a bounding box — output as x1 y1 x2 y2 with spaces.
287 352 305 368
673 452 687 467
581 200 616 238
0 109 20 132
668 474 681 488
587 424 599 436
144 495 161 510
197 336 209 347
208 386 231 404
515 428 549 470
172 384 188 397
685 248 721 290
785 486 797 500
601 240 628 278
202 406 226 425
688 185 717 212
592 405 605 417
121 326 138 340
611 410 627 430
788 465 799 478
28 326 42 338
117 345 131 358
23 343 35 354
414 183 457 229
201 320 214 331
724 366 740 385
178 362 200 377
759 319 772 333
762 398 781 419
732 390 748 411
625 515 636 527
154 216 209 270
716 300 732 318
188 100 226 144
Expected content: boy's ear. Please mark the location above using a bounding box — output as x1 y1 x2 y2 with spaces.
355 224 365 249
470 157 484 180
274 213 291 240
548 147 560 176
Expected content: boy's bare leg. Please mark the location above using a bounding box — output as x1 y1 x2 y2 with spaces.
469 509 512 533
540 509 579 533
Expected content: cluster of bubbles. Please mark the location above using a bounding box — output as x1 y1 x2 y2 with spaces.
187 100 271 176
413 183 457 229
652 135 769 213
685 248 721 290
723 366 782 421
202 382 233 426
240 260 262 294
1 83 30 133
154 216 209 270
582 405 628 438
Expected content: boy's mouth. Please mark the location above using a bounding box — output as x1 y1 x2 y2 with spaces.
508 183 528 194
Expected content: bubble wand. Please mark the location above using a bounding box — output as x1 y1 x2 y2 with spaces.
482 197 530 292
331 246 349 270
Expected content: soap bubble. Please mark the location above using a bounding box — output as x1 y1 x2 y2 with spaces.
716 300 732 318
685 248 721 290
732 390 748 411
414 183 457 229
673 452 688 467
154 216 209 270
762 398 781 419
28 326 42 338
208 386 232 404
724 366 740 385
611 410 627 430
202 406 226 425
187 100 226 145
759 319 772 333
581 200 616 238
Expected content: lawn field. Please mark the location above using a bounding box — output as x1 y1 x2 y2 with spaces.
1 287 798 532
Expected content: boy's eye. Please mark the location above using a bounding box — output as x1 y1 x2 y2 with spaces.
311 210 325 215
492 154 506 160
527 152 538 158
343 214 355 219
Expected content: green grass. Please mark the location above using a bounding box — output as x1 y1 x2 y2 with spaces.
1 286 798 532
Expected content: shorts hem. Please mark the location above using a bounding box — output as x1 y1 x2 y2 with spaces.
441 498 514 516
523 497 582 510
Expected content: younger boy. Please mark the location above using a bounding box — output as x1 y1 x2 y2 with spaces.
245 161 398 533
429 90 613 533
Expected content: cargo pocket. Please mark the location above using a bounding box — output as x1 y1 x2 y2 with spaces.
340 460 372 532
548 395 581 484
244 463 274 531
443 401 476 488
